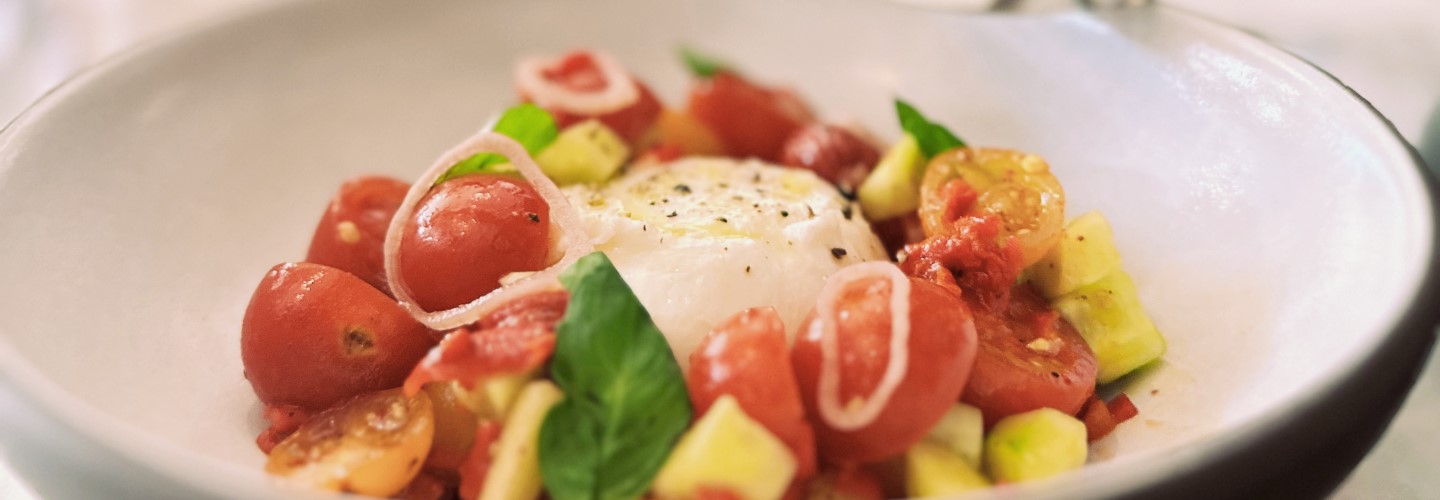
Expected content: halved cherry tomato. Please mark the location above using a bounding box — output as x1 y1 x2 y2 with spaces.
961 284 1098 427
687 307 817 491
791 276 977 464
779 124 880 192
402 290 567 395
918 148 1065 267
304 176 409 295
241 263 436 411
688 72 815 162
517 50 662 144
265 389 435 497
398 174 551 312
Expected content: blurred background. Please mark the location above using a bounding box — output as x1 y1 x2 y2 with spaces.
1 0 1437 498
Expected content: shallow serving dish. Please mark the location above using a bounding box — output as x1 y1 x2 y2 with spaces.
0 0 1436 498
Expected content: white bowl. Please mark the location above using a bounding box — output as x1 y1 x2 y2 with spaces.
0 0 1436 498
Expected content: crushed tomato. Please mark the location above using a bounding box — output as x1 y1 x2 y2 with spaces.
1080 394 1140 442
255 404 312 453
402 291 567 396
458 420 504 500
900 214 1024 313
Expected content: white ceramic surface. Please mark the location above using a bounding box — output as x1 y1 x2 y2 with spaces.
0 0 1433 498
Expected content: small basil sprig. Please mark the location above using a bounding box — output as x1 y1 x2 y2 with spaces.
680 46 729 78
896 98 967 158
436 103 558 184
539 252 692 500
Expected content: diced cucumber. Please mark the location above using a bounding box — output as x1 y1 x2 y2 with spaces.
923 403 984 469
983 408 1087 483
857 134 925 221
480 380 565 500
1053 270 1166 384
652 395 796 500
535 119 630 185
1029 211 1124 299
906 441 991 497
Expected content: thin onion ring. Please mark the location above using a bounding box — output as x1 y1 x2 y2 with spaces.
514 50 640 116
383 131 594 331
811 261 913 431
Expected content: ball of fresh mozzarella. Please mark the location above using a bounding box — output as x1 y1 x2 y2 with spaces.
564 158 887 366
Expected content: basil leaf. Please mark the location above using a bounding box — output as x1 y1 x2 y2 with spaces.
895 98 967 158
539 252 692 500
680 46 729 78
436 103 559 184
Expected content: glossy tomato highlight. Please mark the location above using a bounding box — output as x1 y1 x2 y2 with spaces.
398 174 551 312
241 263 436 412
792 276 977 464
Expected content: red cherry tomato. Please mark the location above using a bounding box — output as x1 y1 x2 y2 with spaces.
687 307 817 489
779 124 880 192
241 263 437 411
688 72 815 162
305 176 409 295
792 276 977 464
402 290 566 395
961 284 1098 427
517 50 662 145
398 174 551 312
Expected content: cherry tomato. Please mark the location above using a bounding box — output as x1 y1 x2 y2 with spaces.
518 50 662 145
396 470 452 500
398 174 551 312
265 389 435 497
687 307 817 489
242 263 437 411
304 176 409 295
918 148 1065 267
650 109 726 157
791 276 977 464
402 290 566 395
779 124 880 192
961 284 1098 427
688 72 815 162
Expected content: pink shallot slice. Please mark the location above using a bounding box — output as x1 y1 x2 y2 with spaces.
810 261 913 431
384 131 593 331
514 50 640 116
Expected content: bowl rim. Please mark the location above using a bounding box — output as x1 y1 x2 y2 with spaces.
0 1 1437 498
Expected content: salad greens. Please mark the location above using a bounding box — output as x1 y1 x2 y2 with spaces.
437 103 559 184
680 46 730 78
896 98 967 158
538 252 692 500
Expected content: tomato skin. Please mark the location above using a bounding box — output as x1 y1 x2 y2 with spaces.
779 124 880 192
458 420 502 500
242 263 437 411
688 72 815 162
399 174 551 312
961 285 1098 427
1080 394 1139 442
792 277 977 464
687 307 817 488
305 176 409 295
402 291 566 395
256 404 313 453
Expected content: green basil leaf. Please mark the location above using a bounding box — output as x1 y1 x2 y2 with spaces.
895 98 967 158
680 46 729 78
539 252 692 500
436 103 559 184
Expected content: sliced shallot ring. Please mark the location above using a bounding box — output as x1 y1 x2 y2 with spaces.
514 50 640 116
810 261 912 431
384 131 594 331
